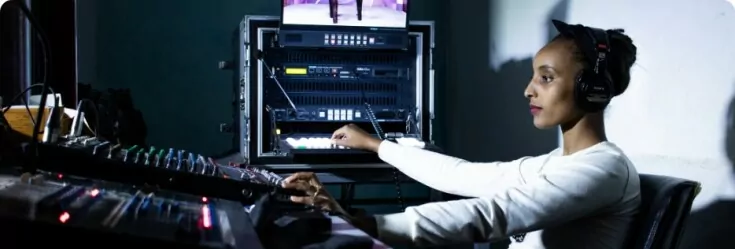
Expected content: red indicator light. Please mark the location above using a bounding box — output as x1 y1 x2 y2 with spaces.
59 212 70 223
201 206 212 229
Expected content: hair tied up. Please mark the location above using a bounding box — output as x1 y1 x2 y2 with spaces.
607 28 625 34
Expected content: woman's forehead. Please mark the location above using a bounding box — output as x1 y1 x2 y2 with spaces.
533 40 579 72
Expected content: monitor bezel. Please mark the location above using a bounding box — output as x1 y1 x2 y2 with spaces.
279 0 411 34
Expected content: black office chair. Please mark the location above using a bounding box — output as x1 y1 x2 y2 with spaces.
630 174 700 249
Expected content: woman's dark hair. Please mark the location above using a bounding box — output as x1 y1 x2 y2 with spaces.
605 29 637 96
555 29 638 96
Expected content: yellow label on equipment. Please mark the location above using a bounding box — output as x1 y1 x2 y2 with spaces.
285 68 307 75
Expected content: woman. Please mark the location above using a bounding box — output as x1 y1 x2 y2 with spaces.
282 20 641 249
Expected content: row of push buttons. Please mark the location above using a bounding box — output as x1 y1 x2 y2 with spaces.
324 33 376 46
320 109 363 121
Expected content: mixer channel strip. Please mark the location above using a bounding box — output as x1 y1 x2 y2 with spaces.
26 136 305 204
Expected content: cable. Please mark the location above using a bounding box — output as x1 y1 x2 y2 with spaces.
265 105 280 153
7 0 54 174
1 83 57 127
361 91 405 211
253 49 298 111
2 84 57 112
78 99 100 137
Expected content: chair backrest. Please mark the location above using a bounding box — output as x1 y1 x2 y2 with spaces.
630 174 700 249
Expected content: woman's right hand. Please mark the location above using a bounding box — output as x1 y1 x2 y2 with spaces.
281 172 346 214
331 124 383 152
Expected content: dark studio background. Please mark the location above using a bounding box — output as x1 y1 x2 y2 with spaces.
7 0 733 248
74 0 559 218
0 0 566 248
1 0 77 107
73 0 557 159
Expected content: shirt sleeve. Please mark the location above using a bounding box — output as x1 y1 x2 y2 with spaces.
377 141 528 197
373 152 630 247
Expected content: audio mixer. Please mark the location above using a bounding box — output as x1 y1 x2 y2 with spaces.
0 174 264 249
27 136 303 204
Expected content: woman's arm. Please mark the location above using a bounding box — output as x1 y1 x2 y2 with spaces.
371 152 635 247
377 141 532 197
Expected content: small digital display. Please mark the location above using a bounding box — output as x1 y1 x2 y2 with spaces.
281 0 408 30
285 68 308 75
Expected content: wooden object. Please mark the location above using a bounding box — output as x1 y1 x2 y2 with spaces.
3 106 72 141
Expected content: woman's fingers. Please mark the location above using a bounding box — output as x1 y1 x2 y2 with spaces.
282 172 317 185
281 181 312 192
290 193 336 210
290 196 312 205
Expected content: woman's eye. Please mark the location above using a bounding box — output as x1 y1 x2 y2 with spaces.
541 76 554 83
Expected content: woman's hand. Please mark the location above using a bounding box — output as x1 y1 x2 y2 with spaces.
331 124 382 152
281 172 346 214
282 172 380 237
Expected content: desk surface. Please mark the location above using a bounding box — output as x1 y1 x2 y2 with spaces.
243 205 391 249
329 215 391 249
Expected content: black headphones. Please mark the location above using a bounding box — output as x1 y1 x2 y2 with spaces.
570 25 615 112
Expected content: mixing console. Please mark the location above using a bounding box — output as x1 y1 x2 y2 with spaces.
27 136 303 204
0 174 263 249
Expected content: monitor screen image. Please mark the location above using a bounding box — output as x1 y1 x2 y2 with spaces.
282 0 408 29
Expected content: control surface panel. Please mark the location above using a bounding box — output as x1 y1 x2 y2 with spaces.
0 175 263 249
29 136 302 203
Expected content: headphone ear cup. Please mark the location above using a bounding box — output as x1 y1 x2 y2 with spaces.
575 69 611 112
574 71 590 111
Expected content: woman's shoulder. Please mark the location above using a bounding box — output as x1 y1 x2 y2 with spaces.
572 142 639 179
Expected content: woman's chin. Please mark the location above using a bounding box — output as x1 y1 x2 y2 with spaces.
533 119 556 129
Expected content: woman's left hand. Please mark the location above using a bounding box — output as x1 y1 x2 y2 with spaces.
281 172 347 214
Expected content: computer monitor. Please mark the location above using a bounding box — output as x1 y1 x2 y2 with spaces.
281 0 408 31
279 0 409 49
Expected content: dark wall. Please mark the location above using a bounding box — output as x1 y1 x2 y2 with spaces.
88 0 444 156
34 0 78 107
2 0 78 107
443 0 559 162
0 1 29 102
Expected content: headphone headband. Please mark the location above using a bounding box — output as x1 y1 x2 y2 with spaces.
584 27 611 76
552 20 616 112
569 24 615 96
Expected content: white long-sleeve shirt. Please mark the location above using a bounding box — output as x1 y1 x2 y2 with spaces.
373 141 641 249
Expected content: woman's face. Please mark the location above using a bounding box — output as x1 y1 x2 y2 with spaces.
525 38 585 129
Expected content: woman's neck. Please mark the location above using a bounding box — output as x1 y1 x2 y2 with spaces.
560 113 607 156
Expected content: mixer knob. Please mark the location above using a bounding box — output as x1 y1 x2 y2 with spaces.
31 175 44 185
241 189 253 199
19 173 33 183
